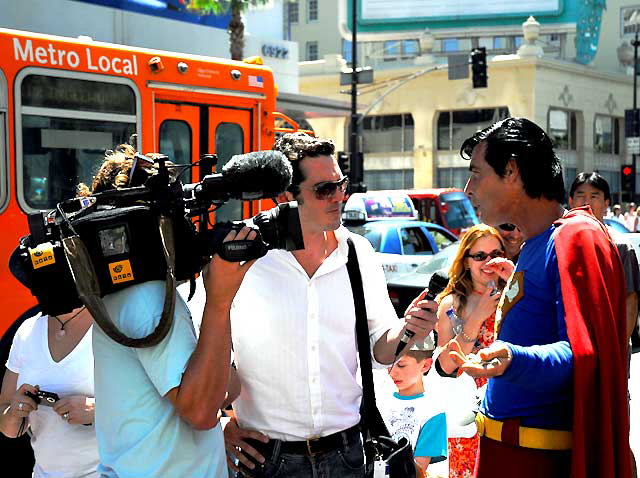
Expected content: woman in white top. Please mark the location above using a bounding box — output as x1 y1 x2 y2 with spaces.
625 202 638 232
0 306 99 477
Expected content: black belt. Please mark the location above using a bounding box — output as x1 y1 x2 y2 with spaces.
249 424 361 457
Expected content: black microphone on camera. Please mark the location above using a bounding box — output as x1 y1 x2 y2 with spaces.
183 150 293 205
394 270 449 357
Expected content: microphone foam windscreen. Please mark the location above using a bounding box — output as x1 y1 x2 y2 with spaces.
222 151 292 196
429 270 450 295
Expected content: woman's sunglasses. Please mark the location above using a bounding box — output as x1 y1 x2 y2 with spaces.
312 176 349 200
498 223 516 232
466 249 505 262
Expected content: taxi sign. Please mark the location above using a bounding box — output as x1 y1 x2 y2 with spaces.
343 192 418 222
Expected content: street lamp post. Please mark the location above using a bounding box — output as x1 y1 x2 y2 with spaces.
633 27 639 203
349 0 359 191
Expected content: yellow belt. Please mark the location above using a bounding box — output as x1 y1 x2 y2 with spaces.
475 413 572 451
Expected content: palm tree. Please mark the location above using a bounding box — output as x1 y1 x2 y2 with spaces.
182 0 270 60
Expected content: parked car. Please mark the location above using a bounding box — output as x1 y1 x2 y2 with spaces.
386 242 459 315
603 218 631 234
604 219 640 349
345 220 458 281
343 191 458 280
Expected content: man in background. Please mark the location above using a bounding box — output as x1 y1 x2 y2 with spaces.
569 171 638 478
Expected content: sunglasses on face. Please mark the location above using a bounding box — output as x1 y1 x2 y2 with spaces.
466 249 505 262
312 176 349 200
498 223 516 232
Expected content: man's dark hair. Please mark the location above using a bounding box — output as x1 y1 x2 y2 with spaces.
460 117 565 203
569 172 611 202
273 132 335 196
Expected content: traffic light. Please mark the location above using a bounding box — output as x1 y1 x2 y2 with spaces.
471 47 487 88
621 164 636 198
337 151 350 176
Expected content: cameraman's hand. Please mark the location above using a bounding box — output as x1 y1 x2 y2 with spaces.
222 416 269 473
53 395 94 425
203 226 258 306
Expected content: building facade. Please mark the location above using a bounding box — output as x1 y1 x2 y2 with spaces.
293 0 639 201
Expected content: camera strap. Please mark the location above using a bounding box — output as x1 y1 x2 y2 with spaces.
62 215 177 348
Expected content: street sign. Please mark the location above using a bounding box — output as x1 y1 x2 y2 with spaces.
340 66 374 85
628 137 640 155
626 109 640 137
448 55 469 80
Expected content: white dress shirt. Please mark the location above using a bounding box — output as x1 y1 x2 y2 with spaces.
230 226 398 441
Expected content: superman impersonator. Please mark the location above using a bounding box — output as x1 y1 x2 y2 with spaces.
448 117 631 478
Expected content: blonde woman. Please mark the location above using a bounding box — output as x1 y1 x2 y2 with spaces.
435 224 510 478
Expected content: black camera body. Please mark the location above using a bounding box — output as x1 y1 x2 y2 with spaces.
10 150 303 319
25 390 60 406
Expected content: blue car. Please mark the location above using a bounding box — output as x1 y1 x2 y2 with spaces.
345 219 458 280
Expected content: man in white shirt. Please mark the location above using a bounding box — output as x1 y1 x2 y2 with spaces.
224 133 438 478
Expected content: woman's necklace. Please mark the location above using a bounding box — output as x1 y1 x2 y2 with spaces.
51 306 86 341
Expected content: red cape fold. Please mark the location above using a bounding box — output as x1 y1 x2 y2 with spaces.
554 207 631 478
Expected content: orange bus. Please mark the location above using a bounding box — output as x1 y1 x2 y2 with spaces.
0 27 300 338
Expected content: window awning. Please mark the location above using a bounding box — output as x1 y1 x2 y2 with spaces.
276 92 352 118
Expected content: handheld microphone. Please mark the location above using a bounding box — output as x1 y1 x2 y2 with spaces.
394 270 449 357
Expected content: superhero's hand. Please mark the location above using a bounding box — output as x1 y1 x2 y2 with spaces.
448 340 512 378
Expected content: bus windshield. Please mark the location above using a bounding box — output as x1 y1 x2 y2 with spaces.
441 192 478 230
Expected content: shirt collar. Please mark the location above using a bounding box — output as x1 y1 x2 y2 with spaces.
267 226 352 279
393 392 425 400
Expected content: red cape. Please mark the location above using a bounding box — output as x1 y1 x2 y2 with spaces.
554 208 631 478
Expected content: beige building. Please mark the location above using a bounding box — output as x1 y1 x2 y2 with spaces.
292 0 640 200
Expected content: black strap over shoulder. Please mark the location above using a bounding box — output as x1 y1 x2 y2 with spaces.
346 238 416 478
345 238 390 440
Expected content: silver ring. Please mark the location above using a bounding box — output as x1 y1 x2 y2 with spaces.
63 412 69 420
17 402 23 411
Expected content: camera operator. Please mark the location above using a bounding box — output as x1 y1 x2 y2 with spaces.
83 145 255 477
223 133 438 477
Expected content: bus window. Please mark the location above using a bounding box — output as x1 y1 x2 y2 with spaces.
0 68 6 212
16 72 139 211
159 120 192 183
441 192 478 231
214 122 244 222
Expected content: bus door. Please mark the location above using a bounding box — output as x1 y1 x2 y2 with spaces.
155 102 200 184
155 101 256 220
0 67 7 214
208 106 252 222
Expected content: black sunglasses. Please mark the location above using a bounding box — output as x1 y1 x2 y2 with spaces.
466 249 504 262
498 223 516 232
312 176 349 200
